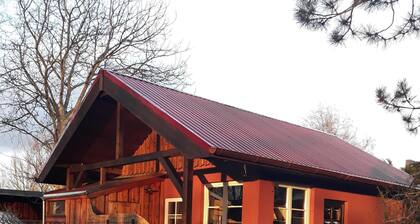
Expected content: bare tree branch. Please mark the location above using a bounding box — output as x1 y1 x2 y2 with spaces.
0 0 188 148
302 105 375 152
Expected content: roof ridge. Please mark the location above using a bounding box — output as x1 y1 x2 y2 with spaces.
106 70 344 140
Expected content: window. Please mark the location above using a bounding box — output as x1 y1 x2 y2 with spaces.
324 200 345 224
48 200 65 216
274 185 309 224
165 198 183 224
204 182 243 224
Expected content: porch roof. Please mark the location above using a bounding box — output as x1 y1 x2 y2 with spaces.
38 69 412 187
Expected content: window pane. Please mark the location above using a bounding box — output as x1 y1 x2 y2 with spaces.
292 189 305 209
176 202 183 214
227 207 242 223
324 208 333 223
49 200 65 216
168 219 176 224
273 208 287 224
228 186 243 206
168 202 176 214
209 187 224 207
291 210 305 224
274 187 287 208
324 200 344 224
208 208 223 224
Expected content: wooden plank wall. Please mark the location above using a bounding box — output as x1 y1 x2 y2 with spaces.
0 201 41 223
45 131 214 224
122 131 212 176
45 182 162 224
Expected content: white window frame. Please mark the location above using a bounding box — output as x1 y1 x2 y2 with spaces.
274 184 310 224
203 181 243 224
164 198 183 224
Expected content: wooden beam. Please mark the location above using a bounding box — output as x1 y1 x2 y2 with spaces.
197 174 210 185
155 134 161 172
222 182 228 224
66 167 73 190
182 158 194 224
74 169 85 188
100 167 106 185
106 167 122 175
158 157 183 197
71 149 180 172
115 102 124 159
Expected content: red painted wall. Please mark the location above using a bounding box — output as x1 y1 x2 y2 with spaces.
162 177 390 224
242 180 274 224
161 176 205 224
310 188 385 224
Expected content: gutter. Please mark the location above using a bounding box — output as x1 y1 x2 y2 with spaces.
42 198 45 224
43 190 86 199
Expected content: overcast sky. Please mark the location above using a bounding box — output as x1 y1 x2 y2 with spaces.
168 0 420 168
0 0 419 171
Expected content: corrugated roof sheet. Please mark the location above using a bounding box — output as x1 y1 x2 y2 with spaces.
107 70 412 187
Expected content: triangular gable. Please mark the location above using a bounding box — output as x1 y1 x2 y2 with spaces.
38 69 210 184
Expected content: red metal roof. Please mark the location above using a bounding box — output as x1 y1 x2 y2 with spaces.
105 70 412 187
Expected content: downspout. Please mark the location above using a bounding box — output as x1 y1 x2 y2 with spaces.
42 198 45 224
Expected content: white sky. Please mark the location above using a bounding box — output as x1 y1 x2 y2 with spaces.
168 0 420 168
0 0 419 173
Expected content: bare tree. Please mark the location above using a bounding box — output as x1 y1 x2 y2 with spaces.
0 139 55 191
303 105 375 152
0 0 187 150
295 0 420 45
381 161 419 224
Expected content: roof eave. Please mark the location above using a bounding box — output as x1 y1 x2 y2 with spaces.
209 147 411 189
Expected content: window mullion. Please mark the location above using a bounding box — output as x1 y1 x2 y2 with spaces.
287 187 292 224
174 202 177 224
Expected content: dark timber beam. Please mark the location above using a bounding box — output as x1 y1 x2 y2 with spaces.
71 149 180 172
158 157 183 197
74 168 85 188
100 167 106 185
66 167 73 190
182 158 194 224
115 102 124 159
155 134 161 172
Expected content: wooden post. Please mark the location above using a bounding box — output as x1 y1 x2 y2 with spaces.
66 167 73 190
100 167 106 185
222 182 228 224
155 134 161 172
182 157 193 224
115 103 124 159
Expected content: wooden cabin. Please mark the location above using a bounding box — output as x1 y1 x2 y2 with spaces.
0 189 42 223
37 69 412 224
